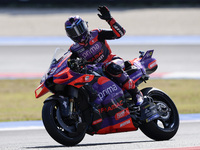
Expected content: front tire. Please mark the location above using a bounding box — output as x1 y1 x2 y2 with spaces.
42 100 86 146
139 87 179 141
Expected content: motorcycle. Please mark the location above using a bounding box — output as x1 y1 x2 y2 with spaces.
35 48 179 146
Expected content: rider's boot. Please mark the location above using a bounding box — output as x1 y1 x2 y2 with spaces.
123 78 144 106
127 88 144 106
106 66 144 106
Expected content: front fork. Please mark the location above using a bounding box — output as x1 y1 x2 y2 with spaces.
69 98 75 116
59 85 79 118
68 97 82 123
58 96 77 120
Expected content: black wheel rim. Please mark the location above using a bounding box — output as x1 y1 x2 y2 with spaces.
49 101 81 138
149 92 179 131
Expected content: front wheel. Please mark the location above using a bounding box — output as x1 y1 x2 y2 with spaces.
42 99 86 146
139 87 179 141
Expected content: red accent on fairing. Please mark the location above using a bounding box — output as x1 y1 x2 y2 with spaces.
98 100 123 114
122 79 136 90
54 67 70 77
115 108 130 120
133 77 141 83
97 76 110 85
129 58 142 65
96 118 137 134
122 77 140 91
54 78 71 84
35 82 50 98
68 74 95 88
58 56 69 68
53 68 73 84
148 60 157 69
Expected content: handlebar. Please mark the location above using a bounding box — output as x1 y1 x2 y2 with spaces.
67 58 94 73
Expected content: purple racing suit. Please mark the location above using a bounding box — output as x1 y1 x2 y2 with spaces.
69 18 136 91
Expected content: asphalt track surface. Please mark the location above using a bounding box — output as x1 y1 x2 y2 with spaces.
0 121 200 150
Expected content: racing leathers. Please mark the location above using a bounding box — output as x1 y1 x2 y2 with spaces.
69 17 143 106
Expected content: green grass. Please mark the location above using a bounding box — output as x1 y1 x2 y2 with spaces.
139 79 200 114
0 79 44 122
0 79 200 122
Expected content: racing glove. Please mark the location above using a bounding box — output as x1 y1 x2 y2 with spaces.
97 5 112 22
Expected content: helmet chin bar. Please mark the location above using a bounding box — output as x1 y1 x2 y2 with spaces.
66 19 88 41
70 30 90 44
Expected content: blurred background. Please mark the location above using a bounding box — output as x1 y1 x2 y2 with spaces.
1 0 200 37
0 0 200 74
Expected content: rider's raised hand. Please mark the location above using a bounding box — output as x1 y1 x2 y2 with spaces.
97 5 112 21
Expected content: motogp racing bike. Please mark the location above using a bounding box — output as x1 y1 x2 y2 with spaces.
35 48 179 146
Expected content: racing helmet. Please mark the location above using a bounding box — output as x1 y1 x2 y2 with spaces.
65 16 89 43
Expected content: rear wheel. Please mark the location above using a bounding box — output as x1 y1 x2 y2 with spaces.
139 87 179 141
42 99 86 146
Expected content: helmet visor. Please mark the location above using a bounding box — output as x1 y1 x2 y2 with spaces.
66 20 88 38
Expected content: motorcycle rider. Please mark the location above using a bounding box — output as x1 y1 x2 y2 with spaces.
65 6 143 106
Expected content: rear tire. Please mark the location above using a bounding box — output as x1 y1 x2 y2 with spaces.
139 87 179 141
42 100 86 146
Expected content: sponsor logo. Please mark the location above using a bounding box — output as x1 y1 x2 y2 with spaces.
132 71 143 80
81 43 100 59
98 100 123 113
49 67 57 75
90 49 104 63
84 76 90 81
144 51 153 59
77 48 85 53
120 119 131 127
113 25 124 36
146 114 160 123
98 84 118 100
115 109 129 120
94 54 104 63
92 118 102 125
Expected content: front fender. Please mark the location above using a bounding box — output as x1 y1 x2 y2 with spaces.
44 95 70 118
141 87 162 96
44 95 66 103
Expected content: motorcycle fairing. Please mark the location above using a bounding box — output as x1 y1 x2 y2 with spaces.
140 49 154 61
89 76 137 134
96 118 136 134
140 50 158 75
35 49 157 132
128 61 145 82
144 58 158 74
35 65 95 98
127 50 158 82
35 81 49 98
